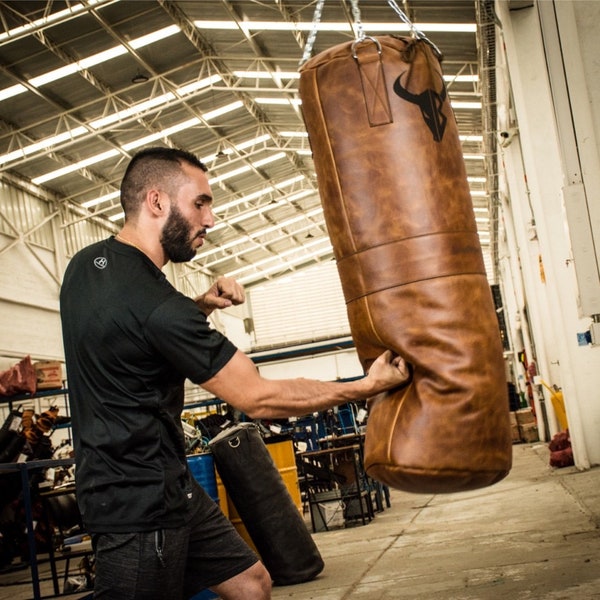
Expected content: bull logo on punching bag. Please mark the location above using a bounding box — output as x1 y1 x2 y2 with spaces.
393 72 447 142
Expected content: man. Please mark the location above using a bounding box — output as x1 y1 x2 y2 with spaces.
60 147 409 599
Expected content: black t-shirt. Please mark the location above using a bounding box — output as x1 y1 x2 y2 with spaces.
60 237 237 532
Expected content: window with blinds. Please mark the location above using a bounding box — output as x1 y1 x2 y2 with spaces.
248 261 351 350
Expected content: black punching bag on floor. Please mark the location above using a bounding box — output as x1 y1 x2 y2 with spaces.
209 423 323 585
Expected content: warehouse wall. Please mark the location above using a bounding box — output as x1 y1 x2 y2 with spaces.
495 0 600 467
0 182 63 363
0 184 357 418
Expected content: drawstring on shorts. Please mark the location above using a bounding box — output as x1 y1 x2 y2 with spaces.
154 530 166 568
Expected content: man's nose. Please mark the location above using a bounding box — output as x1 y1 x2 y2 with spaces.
203 206 215 229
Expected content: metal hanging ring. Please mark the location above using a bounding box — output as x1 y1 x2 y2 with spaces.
351 36 383 60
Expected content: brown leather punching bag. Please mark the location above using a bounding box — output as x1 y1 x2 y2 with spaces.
299 35 512 494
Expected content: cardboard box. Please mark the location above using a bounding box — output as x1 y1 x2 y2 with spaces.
519 423 539 443
511 424 521 443
515 408 536 426
316 501 345 531
33 361 63 390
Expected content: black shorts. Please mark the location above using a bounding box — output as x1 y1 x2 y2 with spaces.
92 482 259 599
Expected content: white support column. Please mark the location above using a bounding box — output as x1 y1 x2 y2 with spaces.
495 0 600 468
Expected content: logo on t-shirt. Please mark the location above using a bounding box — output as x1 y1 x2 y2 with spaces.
94 257 108 269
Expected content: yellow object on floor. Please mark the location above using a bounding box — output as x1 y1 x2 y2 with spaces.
541 380 569 431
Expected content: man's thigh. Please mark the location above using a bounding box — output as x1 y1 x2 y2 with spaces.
183 494 260 598
93 528 189 600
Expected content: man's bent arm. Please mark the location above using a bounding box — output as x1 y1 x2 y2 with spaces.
201 349 410 420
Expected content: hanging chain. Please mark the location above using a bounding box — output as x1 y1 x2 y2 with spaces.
386 0 424 39
300 0 442 65
386 0 442 57
299 0 326 65
349 0 366 42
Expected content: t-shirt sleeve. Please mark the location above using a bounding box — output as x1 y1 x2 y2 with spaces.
144 294 238 384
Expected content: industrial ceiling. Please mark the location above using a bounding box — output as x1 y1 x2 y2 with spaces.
0 0 496 288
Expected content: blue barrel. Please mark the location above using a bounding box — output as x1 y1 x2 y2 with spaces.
187 453 219 504
190 589 218 600
187 453 219 600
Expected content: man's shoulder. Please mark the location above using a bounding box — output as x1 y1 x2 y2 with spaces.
69 238 109 263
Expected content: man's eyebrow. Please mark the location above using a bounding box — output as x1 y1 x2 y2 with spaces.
198 193 213 202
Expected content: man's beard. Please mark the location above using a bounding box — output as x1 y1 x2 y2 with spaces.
160 203 202 263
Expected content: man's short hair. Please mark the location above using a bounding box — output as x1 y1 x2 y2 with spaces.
120 147 208 218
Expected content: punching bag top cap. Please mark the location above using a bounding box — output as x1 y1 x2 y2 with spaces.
298 35 441 74
208 422 257 446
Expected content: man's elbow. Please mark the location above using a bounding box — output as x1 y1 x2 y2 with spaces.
241 401 272 420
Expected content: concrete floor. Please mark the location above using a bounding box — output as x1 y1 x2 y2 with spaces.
272 443 600 600
1 442 598 599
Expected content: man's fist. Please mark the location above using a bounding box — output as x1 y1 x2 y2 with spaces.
195 276 245 316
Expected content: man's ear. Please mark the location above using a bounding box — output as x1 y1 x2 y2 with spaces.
146 189 166 216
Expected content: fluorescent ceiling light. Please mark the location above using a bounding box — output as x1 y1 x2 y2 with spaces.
129 25 180 49
233 71 300 80
91 75 222 129
0 0 108 43
213 175 305 214
228 237 327 276
199 133 272 162
451 101 482 109
460 135 483 142
209 152 287 185
205 176 307 237
82 191 120 208
90 94 176 129
203 100 244 121
31 116 272 185
287 190 314 202
178 74 222 96
204 218 325 270
202 236 252 261
0 83 27 102
255 98 302 106
215 187 275 214
446 74 479 83
1 74 222 167
212 175 304 214
232 240 333 285
209 165 252 185
249 207 323 239
0 126 87 166
463 154 485 161
233 70 477 84
109 211 124 222
252 152 285 168
0 25 180 102
195 20 475 33
232 134 271 152
33 149 119 184
227 199 286 226
122 118 201 151
470 191 488 197
30 47 127 87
